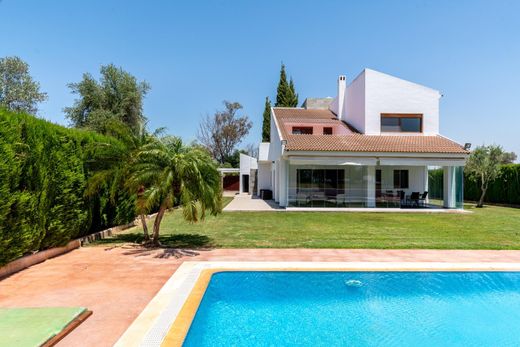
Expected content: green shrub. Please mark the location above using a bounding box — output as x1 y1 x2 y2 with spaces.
0 109 136 265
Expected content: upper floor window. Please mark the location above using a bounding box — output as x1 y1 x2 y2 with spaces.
323 127 333 135
381 114 422 133
292 126 313 135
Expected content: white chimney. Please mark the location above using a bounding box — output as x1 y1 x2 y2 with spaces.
337 75 346 121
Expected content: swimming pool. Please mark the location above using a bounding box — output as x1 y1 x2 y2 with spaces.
181 271 520 346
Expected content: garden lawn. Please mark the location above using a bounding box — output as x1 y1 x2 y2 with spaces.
0 307 88 347
101 204 520 250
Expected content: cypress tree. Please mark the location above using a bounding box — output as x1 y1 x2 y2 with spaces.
262 97 271 142
275 63 290 107
288 78 299 107
275 63 299 107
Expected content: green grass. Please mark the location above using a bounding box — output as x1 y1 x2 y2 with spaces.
0 307 86 347
97 203 520 250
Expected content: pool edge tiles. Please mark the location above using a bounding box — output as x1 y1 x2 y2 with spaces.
114 261 520 347
161 269 216 347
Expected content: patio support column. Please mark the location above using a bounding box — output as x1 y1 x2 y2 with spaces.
424 166 429 204
279 159 288 207
274 160 279 203
443 166 456 208
367 166 376 207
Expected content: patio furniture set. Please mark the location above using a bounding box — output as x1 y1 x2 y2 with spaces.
378 191 429 208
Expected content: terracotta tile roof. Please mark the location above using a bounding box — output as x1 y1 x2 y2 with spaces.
284 134 469 153
272 108 469 154
273 108 357 139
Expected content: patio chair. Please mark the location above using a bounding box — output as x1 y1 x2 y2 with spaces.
389 191 402 207
409 192 421 207
419 191 428 207
383 191 399 207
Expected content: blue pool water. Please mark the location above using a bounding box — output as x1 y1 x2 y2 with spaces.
183 271 520 346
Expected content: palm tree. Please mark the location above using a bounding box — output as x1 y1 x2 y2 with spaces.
130 136 222 246
86 120 161 240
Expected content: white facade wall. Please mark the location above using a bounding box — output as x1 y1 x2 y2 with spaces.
339 69 440 136
377 165 427 196
364 69 440 135
239 153 257 175
268 108 282 161
257 142 273 195
257 162 272 195
344 71 366 133
239 154 257 194
268 108 283 202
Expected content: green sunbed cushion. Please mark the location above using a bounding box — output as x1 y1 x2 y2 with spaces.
0 307 86 347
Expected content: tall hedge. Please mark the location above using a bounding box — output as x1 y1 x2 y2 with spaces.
0 110 135 265
464 164 520 205
428 165 520 206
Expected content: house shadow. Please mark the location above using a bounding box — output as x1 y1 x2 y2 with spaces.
100 233 214 259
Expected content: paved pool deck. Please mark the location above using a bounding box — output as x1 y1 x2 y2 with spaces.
2 246 520 346
223 194 282 211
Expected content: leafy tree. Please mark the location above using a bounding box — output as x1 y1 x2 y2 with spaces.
130 136 222 246
261 97 271 142
466 144 505 207
197 101 252 164
0 56 47 114
64 64 150 134
275 63 298 107
222 149 241 168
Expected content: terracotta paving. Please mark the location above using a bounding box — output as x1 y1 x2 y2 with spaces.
2 246 520 346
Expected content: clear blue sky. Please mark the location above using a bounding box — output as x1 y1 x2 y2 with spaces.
1 0 519 158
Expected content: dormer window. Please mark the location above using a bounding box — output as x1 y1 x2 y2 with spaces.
381 114 423 133
292 127 313 135
323 127 333 135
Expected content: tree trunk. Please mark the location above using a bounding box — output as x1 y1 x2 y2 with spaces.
140 214 150 241
151 203 167 246
476 188 487 208
477 177 488 208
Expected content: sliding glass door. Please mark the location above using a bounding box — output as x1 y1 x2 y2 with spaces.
288 165 367 207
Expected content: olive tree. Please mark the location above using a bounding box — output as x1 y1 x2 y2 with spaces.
0 56 47 114
64 64 150 134
465 145 505 207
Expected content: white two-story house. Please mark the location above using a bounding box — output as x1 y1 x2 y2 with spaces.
256 69 469 209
